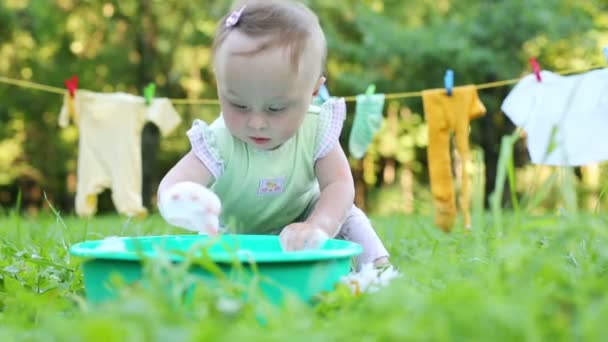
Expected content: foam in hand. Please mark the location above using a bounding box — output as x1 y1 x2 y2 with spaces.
159 181 221 235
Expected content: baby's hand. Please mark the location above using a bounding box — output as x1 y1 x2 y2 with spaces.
279 222 329 251
159 181 221 236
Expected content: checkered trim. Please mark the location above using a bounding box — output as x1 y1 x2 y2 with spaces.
186 119 224 178
314 98 346 161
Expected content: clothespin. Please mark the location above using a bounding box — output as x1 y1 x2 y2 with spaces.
603 47 608 63
64 75 78 98
529 57 542 82
365 84 376 97
144 82 156 106
64 75 79 123
318 84 330 102
444 69 454 96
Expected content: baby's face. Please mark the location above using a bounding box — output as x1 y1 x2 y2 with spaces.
214 31 324 150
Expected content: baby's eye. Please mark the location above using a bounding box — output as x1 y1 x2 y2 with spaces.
267 106 286 113
231 102 248 110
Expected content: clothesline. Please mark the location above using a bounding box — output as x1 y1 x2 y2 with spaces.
0 64 604 105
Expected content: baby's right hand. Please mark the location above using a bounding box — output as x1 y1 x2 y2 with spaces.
158 181 221 236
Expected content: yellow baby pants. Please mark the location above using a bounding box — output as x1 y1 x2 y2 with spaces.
422 85 486 232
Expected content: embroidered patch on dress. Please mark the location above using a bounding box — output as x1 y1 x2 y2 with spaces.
257 178 285 195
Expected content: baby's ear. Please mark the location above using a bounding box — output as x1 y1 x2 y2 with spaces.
312 76 326 96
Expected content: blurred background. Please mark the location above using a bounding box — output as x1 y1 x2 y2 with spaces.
1 0 607 217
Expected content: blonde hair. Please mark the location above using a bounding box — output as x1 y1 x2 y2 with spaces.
212 0 327 74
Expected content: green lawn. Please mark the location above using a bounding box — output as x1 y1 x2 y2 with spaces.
0 210 607 341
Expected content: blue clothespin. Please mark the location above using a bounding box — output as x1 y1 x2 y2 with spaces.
603 47 608 63
444 69 454 96
318 84 330 102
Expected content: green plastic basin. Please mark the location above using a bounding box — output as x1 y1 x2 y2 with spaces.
69 234 362 304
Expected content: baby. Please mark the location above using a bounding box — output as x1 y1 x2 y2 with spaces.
158 0 389 270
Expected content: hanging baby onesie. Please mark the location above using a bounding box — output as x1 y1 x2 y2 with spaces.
422 85 486 232
59 90 181 217
501 69 608 166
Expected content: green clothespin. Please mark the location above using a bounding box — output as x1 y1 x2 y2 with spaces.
365 84 376 96
144 83 156 105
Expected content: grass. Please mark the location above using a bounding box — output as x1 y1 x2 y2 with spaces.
1 131 607 340
0 208 607 341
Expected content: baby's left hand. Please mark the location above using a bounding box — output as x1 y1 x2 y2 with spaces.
279 222 329 251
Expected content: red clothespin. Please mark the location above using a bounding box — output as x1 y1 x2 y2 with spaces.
64 75 79 97
529 58 541 82
64 75 79 124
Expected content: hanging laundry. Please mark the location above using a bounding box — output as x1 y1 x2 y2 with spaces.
349 86 385 159
422 85 486 232
58 90 181 217
501 69 608 166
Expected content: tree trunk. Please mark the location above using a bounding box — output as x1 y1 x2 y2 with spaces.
581 163 600 211
383 158 396 184
352 160 367 211
138 0 159 210
400 164 414 214
479 72 517 209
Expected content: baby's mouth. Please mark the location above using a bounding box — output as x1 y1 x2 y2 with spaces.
249 136 271 145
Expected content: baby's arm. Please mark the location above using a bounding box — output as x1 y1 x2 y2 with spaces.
157 151 221 235
308 144 355 237
158 151 214 195
279 144 354 250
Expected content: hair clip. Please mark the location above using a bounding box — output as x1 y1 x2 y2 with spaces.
226 5 246 28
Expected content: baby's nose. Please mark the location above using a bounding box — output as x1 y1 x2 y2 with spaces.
247 114 267 130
